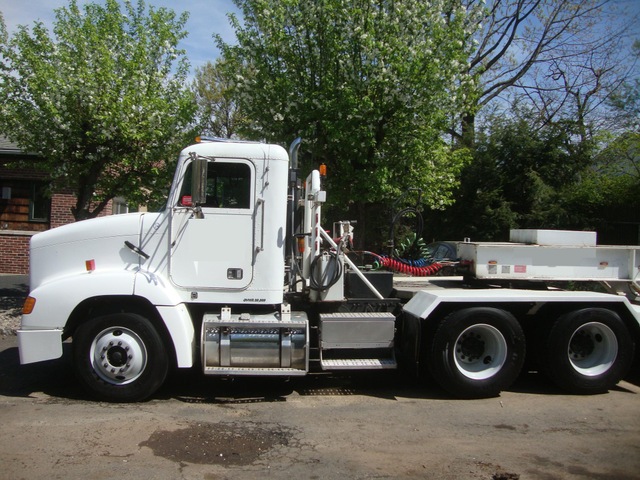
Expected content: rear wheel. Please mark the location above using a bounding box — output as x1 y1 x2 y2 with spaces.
428 307 526 398
73 313 169 402
541 308 634 394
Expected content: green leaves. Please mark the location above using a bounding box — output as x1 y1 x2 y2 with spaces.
0 0 196 219
192 60 248 139
218 0 480 214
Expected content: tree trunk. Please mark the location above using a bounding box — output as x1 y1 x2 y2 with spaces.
461 112 476 149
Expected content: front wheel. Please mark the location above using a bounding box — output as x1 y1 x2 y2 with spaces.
541 308 635 394
73 313 169 402
428 307 526 398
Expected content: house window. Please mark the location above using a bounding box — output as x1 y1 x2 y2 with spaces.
113 197 129 215
29 182 49 222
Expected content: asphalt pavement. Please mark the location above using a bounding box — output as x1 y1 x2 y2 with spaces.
0 274 29 297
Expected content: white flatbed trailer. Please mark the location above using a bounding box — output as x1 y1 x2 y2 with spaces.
458 230 639 284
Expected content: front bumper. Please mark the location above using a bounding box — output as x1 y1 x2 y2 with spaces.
17 328 64 364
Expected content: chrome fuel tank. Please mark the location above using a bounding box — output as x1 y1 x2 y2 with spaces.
201 310 308 375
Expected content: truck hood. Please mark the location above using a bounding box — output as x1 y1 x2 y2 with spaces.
32 213 144 250
30 213 147 289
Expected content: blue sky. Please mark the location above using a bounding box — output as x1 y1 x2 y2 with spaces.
2 0 638 78
0 0 241 74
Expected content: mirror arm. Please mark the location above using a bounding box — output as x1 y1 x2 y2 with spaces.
192 205 204 219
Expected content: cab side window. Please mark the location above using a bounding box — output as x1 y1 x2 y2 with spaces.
205 162 251 208
179 162 252 209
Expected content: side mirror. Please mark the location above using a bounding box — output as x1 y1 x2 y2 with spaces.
191 156 208 206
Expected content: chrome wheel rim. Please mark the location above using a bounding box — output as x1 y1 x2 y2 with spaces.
89 327 147 385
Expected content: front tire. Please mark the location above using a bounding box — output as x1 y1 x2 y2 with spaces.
541 308 634 394
73 313 169 402
428 307 526 398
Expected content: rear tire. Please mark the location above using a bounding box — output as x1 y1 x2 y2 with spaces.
428 307 526 398
73 313 168 402
541 308 634 394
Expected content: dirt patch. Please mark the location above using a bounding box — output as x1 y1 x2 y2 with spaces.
140 421 293 466
473 461 521 480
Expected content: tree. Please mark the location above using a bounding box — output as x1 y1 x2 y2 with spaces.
427 107 594 241
0 13 5 45
453 0 637 146
216 0 479 243
607 41 640 133
608 78 640 132
563 133 640 244
192 60 247 139
426 0 639 244
0 0 196 220
560 43 640 244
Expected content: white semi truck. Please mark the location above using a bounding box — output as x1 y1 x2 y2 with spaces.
17 138 640 401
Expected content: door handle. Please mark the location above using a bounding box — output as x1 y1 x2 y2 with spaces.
256 198 265 253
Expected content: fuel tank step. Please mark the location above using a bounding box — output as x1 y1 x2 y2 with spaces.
320 358 397 370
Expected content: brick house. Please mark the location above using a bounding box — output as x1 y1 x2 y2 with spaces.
0 136 115 274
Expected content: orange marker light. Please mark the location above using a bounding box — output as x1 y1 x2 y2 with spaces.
319 163 327 177
22 296 36 315
86 259 96 272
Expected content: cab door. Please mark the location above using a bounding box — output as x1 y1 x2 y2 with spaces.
170 159 256 290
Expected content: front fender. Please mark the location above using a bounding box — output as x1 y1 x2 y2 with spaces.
20 269 196 368
134 271 194 368
18 270 136 364
21 270 136 331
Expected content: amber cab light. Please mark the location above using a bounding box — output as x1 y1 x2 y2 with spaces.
297 236 306 254
22 296 36 315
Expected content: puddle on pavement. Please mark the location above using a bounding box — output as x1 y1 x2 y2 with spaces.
140 421 292 466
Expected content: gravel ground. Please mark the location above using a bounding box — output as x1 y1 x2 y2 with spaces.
0 299 22 336
0 275 29 337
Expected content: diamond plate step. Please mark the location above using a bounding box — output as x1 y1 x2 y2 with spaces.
320 358 397 370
